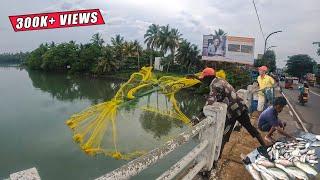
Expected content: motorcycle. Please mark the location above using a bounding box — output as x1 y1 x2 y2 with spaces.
298 92 308 105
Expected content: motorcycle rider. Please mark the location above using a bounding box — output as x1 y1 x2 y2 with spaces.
298 82 309 103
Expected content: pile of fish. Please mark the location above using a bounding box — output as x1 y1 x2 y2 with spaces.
246 136 320 180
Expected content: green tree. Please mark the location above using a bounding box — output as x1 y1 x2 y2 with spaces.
0 52 28 65
132 40 143 69
176 39 200 73
93 45 118 74
214 28 227 37
73 43 101 72
111 34 125 68
158 25 182 72
286 54 317 78
90 33 105 47
254 50 276 72
26 43 49 69
144 24 160 66
41 41 79 71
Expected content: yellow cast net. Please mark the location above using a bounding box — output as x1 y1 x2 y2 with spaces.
66 67 203 160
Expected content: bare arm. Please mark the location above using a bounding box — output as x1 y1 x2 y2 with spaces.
275 126 294 139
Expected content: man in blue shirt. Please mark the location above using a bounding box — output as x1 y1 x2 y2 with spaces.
258 97 294 143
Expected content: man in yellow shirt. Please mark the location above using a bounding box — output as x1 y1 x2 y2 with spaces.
257 66 275 113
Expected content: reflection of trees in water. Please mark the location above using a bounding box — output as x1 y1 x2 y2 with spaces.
175 90 206 117
140 111 173 139
27 69 205 139
27 70 122 103
139 90 204 138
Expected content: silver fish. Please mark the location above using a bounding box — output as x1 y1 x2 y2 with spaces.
256 165 275 180
307 149 315 155
294 161 318 176
267 147 272 152
284 153 291 159
296 137 306 141
248 164 262 180
275 164 298 179
286 166 309 180
308 155 317 160
300 149 309 155
287 143 296 146
311 141 320 147
274 159 293 166
256 159 275 168
305 143 310 149
292 149 301 156
300 154 307 163
267 167 289 180
274 142 283 146
274 149 280 160
260 171 275 180
315 135 320 141
307 159 318 164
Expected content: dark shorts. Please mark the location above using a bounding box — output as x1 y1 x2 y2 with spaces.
222 110 260 143
259 123 272 132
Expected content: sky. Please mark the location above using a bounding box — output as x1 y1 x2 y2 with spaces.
0 0 319 68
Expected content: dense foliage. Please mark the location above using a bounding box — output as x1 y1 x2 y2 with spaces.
2 25 255 89
286 54 317 78
0 52 28 64
25 24 202 74
254 50 276 72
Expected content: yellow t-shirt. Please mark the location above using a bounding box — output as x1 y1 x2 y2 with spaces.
257 75 275 96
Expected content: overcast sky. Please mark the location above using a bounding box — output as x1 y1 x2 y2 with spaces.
0 0 319 67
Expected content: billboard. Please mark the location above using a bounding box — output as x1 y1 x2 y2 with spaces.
202 35 255 65
202 35 226 57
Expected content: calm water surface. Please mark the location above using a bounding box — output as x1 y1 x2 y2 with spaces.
0 67 205 179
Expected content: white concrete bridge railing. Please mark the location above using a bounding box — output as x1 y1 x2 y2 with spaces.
96 102 228 180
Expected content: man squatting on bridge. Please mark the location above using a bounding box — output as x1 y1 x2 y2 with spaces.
258 96 295 143
189 67 267 157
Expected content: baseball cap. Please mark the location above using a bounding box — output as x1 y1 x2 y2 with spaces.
200 67 215 79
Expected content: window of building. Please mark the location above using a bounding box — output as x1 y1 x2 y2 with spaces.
241 45 253 53
228 44 240 52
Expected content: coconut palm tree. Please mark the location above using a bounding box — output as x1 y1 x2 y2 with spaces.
132 40 143 69
158 25 182 72
94 45 118 74
111 34 125 68
176 39 200 73
214 29 227 37
144 24 160 66
90 33 105 47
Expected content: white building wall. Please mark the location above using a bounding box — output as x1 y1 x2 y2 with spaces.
225 40 255 65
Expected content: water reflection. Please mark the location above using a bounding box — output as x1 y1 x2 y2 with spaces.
27 70 122 103
27 69 206 141
27 69 205 158
0 67 205 179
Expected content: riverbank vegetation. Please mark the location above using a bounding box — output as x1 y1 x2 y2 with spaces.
25 24 203 75
0 52 29 65
2 25 254 89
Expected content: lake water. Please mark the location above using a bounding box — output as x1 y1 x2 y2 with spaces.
0 67 205 180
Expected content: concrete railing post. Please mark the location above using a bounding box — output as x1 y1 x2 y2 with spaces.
197 102 227 171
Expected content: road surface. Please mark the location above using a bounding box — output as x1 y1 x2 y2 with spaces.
282 85 320 134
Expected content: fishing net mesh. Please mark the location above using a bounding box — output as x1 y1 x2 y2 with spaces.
65 67 214 160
